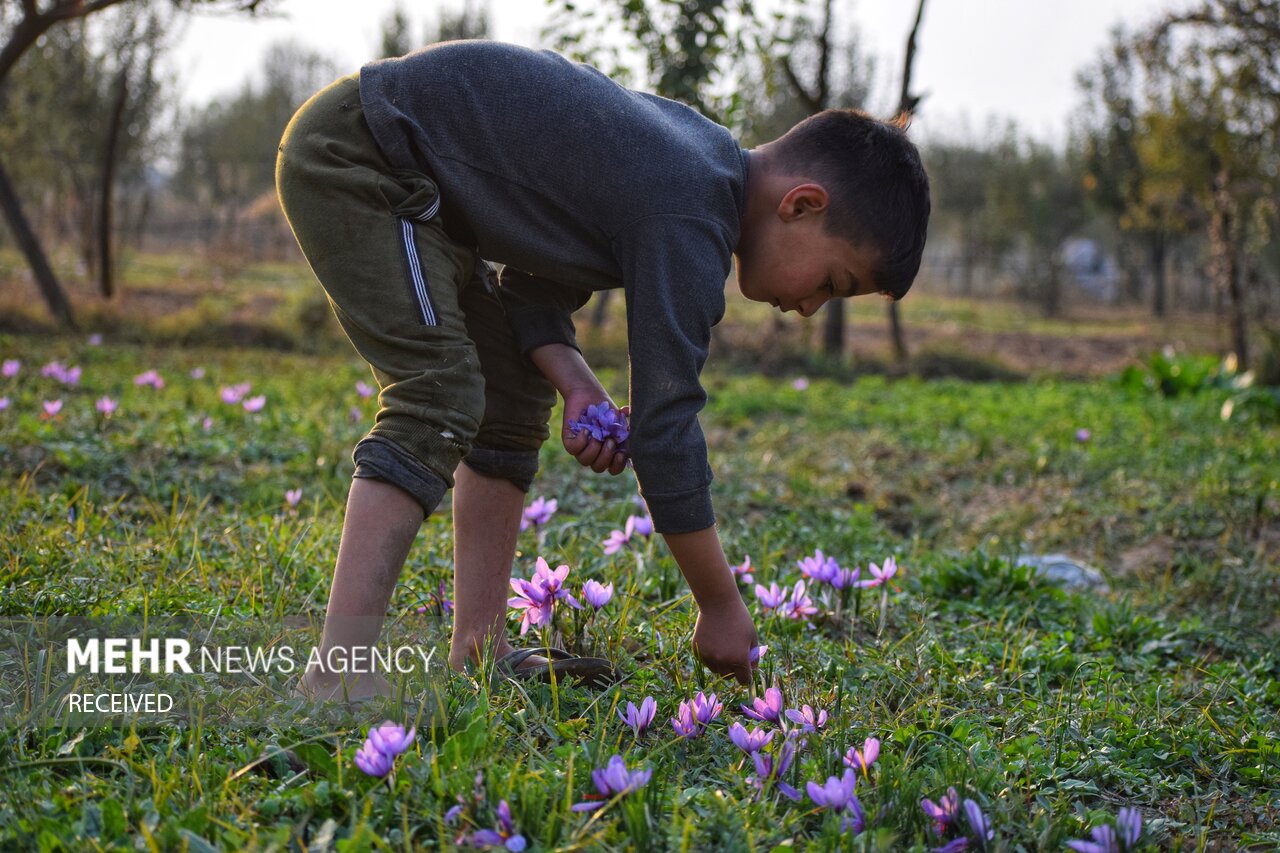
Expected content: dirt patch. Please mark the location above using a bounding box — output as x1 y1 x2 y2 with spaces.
1117 536 1178 576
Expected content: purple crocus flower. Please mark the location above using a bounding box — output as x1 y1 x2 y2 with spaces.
806 768 859 811
784 703 828 733
0 397 9 411
2 359 19 378
628 514 654 538
618 696 657 737
740 687 783 723
220 382 250 404
781 580 818 620
285 488 302 508
749 644 768 663
732 555 754 584
830 566 861 589
931 841 970 853
728 722 775 754
690 691 722 726
243 395 266 413
508 578 553 635
602 527 630 555
748 735 800 801
963 799 994 848
531 556 580 608
568 402 630 448
355 380 375 399
471 800 526 851
41 399 62 418
56 365 81 386
41 361 63 379
797 549 840 584
843 737 880 775
1068 807 1143 853
520 496 557 531
670 702 700 739
1076 428 1092 443
754 582 786 612
96 396 118 417
922 787 962 836
571 755 652 812
857 556 899 589
133 369 163 389
368 721 416 757
583 579 613 609
354 740 395 777
190 367 205 380
444 804 464 825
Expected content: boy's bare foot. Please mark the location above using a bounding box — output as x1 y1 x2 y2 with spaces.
292 670 394 702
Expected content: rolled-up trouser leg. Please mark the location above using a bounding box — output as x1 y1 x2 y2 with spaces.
459 260 558 492
276 73 485 514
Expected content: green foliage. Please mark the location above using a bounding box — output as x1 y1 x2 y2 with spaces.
0 332 1277 848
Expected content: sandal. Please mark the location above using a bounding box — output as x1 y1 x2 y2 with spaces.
494 647 617 689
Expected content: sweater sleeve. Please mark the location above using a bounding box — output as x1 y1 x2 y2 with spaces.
613 215 731 534
498 267 596 355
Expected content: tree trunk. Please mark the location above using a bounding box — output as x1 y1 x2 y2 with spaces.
98 66 130 299
1209 168 1247 369
0 156 76 328
1149 230 1167 318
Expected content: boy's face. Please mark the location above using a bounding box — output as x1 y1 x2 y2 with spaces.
735 183 888 317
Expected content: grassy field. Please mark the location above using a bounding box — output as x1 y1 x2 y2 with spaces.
0 257 1277 850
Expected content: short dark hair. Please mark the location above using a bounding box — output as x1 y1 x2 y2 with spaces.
771 110 930 300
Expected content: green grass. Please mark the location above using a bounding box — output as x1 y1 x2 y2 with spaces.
0 331 1277 851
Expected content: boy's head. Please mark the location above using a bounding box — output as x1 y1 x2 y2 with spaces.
735 109 930 316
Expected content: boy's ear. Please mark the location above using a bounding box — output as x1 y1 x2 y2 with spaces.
777 183 830 222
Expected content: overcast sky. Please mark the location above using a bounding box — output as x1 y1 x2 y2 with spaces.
172 0 1189 143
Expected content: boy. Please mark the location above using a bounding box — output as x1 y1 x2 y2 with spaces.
276 40 929 700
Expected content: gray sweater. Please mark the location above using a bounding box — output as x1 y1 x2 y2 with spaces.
359 41 748 533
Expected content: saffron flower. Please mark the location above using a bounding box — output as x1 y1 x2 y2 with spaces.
355 380 375 399
41 399 62 418
754 582 786 612
728 722 774 754
531 556 580 608
87 333 103 346
519 496 557 531
243 395 266 413
202 416 213 431
671 702 701 739
784 703 828 733
1068 807 1142 853
618 696 657 737
96 396 118 417
629 514 654 537
807 768 859 811
508 578 553 635
1076 428 1092 443
367 721 416 758
690 691 723 726
748 735 800 801
444 804 464 825
843 737 880 776
830 566 861 589
781 580 818 620
285 488 302 508
963 799 995 848
749 644 768 663
41 361 64 379
220 382 251 404
471 800 526 851
350 406 362 422
583 579 613 609
568 401 629 448
354 740 395 777
741 687 783 724
931 842 969 853
922 787 961 836
190 367 205 380
731 555 754 584
792 377 810 391
602 528 630 555
571 755 652 812
0 397 9 411
857 556 899 589
798 549 840 584
602 514 653 554
133 369 163 389
57 365 81 386
2 359 19 378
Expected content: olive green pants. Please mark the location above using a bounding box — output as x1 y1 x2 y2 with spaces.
276 74 555 513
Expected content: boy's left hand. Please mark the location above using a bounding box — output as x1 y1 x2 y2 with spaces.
561 390 630 475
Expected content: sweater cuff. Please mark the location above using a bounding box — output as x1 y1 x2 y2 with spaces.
643 486 715 534
508 307 581 356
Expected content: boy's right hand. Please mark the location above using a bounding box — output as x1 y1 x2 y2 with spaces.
561 388 630 475
692 595 759 685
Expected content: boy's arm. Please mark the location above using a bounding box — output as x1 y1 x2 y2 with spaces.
664 526 758 685
528 342 629 475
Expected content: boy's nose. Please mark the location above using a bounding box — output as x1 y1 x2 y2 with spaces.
797 295 826 318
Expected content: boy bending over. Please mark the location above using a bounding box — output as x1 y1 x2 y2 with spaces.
276 40 930 700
